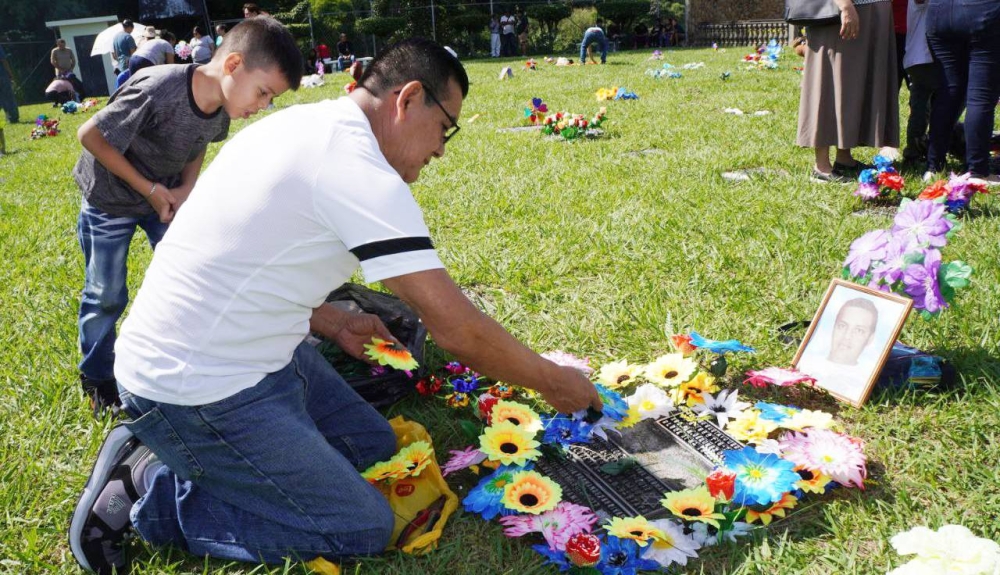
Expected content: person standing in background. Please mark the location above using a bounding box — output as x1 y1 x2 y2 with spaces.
902 0 936 164
489 14 501 58
516 11 529 56
0 44 19 124
191 26 215 65
215 24 227 47
51 38 77 77
923 0 1000 185
111 20 136 74
500 12 515 57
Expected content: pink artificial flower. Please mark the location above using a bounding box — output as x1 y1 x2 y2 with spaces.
541 351 594 376
779 429 867 489
441 446 487 477
498 501 598 550
744 367 817 388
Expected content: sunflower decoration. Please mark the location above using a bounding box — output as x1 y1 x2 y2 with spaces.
596 360 641 389
361 458 409 485
491 400 543 432
392 441 434 477
479 421 542 467
501 470 563 514
644 353 698 388
363 337 419 371
661 486 726 528
604 516 666 547
794 465 833 494
745 492 798 525
671 372 720 406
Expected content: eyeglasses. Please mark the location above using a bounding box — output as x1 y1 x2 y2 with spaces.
420 83 461 143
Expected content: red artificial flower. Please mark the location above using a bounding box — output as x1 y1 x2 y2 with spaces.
705 468 736 501
477 393 499 424
415 375 442 396
877 171 905 191
564 533 601 567
918 180 948 200
670 334 697 356
489 383 515 399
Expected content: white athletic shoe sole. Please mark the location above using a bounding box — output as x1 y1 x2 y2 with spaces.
69 425 135 572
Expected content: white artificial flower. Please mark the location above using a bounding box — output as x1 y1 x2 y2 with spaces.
626 383 675 420
888 524 1000 575
645 519 701 568
691 389 750 428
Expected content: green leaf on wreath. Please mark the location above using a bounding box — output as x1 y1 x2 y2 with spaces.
600 457 638 475
940 260 972 289
459 419 481 442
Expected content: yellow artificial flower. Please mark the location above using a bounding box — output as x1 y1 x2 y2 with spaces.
479 421 542 466
491 400 543 432
618 407 642 429
446 392 470 408
671 372 720 406
644 353 698 388
392 441 434 477
502 470 562 514
363 337 418 371
361 459 408 484
605 516 666 547
726 409 778 444
661 486 726 528
783 409 840 432
794 465 833 494
746 492 798 525
596 360 641 389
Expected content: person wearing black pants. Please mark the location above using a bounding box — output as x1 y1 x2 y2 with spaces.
924 0 1000 184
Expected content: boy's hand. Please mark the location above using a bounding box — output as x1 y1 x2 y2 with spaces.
169 184 195 211
149 188 178 223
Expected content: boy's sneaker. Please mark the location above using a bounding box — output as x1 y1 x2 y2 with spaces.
81 375 122 419
70 425 160 574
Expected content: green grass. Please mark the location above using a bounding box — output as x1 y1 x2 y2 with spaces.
1 48 998 574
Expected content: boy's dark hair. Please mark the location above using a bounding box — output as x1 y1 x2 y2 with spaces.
244 2 261 14
218 16 303 90
358 38 469 102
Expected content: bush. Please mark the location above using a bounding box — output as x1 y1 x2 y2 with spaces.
356 15 407 38
553 7 596 52
596 0 647 32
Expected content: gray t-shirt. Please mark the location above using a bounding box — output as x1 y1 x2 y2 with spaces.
134 39 174 65
73 64 230 216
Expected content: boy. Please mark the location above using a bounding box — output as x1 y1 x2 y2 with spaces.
72 16 302 419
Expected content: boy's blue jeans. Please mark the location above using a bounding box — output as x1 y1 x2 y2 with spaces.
581 30 607 64
119 342 396 563
77 200 169 381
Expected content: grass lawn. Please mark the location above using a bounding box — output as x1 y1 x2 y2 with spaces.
1 47 998 574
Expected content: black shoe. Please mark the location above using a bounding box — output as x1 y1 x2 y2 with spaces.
811 168 850 184
832 160 874 177
70 425 157 574
81 375 122 419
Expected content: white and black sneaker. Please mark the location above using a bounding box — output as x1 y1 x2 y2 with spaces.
69 425 160 574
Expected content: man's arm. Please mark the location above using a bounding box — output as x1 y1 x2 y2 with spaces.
382 269 602 414
78 117 177 221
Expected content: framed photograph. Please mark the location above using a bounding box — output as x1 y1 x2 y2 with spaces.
792 279 913 408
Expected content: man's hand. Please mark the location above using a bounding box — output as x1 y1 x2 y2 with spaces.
329 312 397 364
839 4 860 40
538 364 603 414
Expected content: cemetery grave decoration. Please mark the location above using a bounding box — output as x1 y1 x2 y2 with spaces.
31 115 60 139
917 173 989 215
842 199 973 318
540 108 607 141
381 330 870 573
853 154 904 202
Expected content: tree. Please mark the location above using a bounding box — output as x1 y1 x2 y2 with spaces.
526 2 571 48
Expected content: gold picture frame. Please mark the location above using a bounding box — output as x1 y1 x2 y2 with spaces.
792 279 913 408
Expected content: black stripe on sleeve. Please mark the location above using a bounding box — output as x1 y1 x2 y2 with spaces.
349 237 435 261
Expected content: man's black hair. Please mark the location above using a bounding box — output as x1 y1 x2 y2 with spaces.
122 19 134 29
218 16 303 90
358 37 469 102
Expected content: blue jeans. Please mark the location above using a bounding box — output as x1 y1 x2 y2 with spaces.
925 0 1000 176
78 200 169 381
119 342 396 563
581 30 607 64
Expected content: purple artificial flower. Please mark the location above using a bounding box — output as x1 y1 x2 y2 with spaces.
902 249 946 313
891 200 952 248
869 234 918 288
853 182 881 200
946 173 976 202
844 229 889 278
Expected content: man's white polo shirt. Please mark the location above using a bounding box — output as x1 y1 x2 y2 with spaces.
115 97 444 406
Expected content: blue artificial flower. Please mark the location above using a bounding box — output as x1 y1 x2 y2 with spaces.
873 154 893 172
754 401 800 424
462 464 527 520
945 198 969 214
452 374 481 393
532 544 573 571
723 446 800 507
598 536 661 575
542 415 592 447
688 331 756 355
858 168 878 185
595 384 628 422
532 97 543 108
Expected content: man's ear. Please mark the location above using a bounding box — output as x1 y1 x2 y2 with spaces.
223 52 243 75
394 80 424 121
